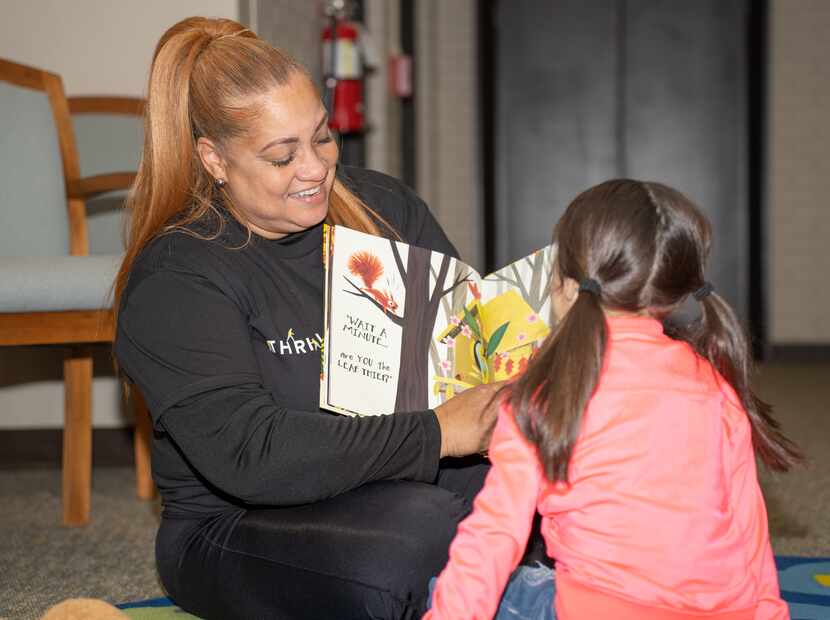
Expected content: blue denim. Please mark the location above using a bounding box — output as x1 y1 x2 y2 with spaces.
428 563 556 619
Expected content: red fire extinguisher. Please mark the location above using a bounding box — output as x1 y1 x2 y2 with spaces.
322 10 364 134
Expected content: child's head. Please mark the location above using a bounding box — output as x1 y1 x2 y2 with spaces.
550 179 711 321
510 179 801 483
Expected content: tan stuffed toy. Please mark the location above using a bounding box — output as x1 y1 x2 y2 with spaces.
40 598 130 620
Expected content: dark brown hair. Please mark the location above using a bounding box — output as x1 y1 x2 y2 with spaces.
509 179 802 482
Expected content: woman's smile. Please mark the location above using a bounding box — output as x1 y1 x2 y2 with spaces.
289 184 326 205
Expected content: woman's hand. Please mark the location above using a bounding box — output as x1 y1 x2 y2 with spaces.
433 382 506 458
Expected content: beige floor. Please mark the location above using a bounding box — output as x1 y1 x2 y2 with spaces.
755 362 830 556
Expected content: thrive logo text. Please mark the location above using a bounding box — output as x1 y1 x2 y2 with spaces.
267 328 323 356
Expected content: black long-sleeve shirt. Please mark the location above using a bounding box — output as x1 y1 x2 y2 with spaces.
115 167 458 517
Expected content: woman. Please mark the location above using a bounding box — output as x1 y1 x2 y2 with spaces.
114 16 501 620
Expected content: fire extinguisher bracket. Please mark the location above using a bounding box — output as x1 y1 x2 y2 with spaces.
323 18 365 134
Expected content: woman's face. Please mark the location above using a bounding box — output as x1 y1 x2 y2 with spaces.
199 72 339 239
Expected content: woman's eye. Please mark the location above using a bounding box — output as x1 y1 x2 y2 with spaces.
270 155 294 167
316 134 334 145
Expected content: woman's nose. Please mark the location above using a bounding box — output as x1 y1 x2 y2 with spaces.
296 146 330 180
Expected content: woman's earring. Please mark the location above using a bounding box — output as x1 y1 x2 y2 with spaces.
215 178 227 189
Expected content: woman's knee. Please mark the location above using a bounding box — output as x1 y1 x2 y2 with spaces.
353 481 469 591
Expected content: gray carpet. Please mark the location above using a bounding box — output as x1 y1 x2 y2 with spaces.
1 362 828 620
755 362 830 557
0 468 163 620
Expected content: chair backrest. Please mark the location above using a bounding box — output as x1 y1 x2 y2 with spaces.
0 59 83 258
69 97 144 255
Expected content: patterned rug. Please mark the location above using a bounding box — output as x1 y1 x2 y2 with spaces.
116 556 830 619
777 556 830 619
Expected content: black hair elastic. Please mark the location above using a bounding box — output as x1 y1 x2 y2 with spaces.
579 278 602 296
693 281 714 301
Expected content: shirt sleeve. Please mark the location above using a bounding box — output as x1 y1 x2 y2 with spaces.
754 544 789 620
338 165 459 258
425 405 544 620
116 269 441 506
722 400 789 620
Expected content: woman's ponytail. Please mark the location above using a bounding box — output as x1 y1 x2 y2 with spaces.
682 290 803 471
116 19 246 310
510 281 607 482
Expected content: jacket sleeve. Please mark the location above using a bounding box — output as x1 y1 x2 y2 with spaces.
116 269 441 506
754 544 789 620
425 405 544 620
723 401 789 620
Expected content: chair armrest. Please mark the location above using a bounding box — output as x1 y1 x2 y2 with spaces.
68 96 145 116
67 172 136 199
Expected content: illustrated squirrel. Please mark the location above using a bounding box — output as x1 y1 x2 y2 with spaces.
348 251 399 313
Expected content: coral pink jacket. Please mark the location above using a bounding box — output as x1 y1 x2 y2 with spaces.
425 316 788 620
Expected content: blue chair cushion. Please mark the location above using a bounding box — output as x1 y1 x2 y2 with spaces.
0 255 121 312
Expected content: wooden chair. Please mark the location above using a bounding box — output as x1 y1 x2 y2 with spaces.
0 58 153 525
66 95 154 502
67 96 144 255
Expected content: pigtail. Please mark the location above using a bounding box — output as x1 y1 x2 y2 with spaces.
682 291 803 471
510 284 607 482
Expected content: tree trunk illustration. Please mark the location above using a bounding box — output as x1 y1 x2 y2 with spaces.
344 240 466 412
392 243 459 412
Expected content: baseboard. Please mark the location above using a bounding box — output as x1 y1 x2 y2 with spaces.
0 428 135 469
767 344 830 362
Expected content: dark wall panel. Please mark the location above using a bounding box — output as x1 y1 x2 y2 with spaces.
624 0 748 318
494 1 618 267
493 0 750 320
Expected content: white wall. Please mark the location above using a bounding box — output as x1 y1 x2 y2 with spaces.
0 0 239 429
768 0 830 345
0 0 239 96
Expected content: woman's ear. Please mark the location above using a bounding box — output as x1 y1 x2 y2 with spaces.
196 137 228 182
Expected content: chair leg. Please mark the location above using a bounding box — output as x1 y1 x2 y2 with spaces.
133 389 156 500
63 348 92 526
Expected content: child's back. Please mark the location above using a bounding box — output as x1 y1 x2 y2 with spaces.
426 179 798 620
538 315 783 617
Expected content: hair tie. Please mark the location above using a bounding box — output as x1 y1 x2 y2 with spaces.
579 278 601 296
213 28 252 42
693 281 714 301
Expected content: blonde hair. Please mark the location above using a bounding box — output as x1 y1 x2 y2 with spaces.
114 16 394 310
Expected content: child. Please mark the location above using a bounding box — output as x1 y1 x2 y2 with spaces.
425 180 800 620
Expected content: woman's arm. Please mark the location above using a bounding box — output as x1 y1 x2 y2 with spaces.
426 405 544 619
116 269 441 506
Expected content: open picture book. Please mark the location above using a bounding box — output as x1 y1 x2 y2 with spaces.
320 225 556 416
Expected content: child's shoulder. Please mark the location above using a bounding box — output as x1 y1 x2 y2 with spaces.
604 331 744 409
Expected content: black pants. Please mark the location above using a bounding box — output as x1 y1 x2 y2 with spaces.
156 459 490 620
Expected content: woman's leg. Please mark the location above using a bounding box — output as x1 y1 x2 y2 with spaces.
157 478 477 620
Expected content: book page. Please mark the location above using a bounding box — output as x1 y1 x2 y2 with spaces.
432 244 556 395
322 226 406 416
473 244 556 381
321 226 479 416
